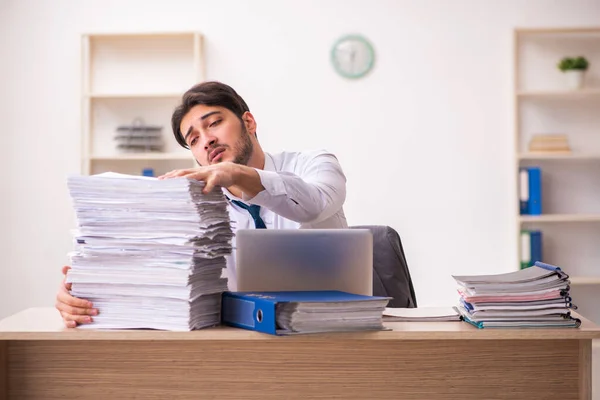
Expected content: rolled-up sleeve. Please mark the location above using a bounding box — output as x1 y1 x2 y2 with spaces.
243 151 346 224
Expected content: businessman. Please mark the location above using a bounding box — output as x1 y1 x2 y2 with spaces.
56 81 348 327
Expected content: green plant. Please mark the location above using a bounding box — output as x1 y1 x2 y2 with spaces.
557 56 589 72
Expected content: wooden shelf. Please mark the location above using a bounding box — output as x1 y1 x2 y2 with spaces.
515 27 600 38
86 32 197 39
517 88 600 99
89 153 192 161
520 214 600 223
518 153 600 160
86 93 182 99
571 277 600 285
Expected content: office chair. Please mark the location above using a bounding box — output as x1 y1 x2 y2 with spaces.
350 225 417 308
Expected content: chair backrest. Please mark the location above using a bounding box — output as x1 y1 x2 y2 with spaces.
350 225 417 308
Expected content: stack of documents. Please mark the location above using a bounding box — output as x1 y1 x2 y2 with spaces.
66 172 233 331
383 307 461 322
222 291 390 335
453 261 580 329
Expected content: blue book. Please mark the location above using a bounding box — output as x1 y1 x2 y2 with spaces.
222 291 390 335
530 231 542 266
528 167 542 215
519 167 542 215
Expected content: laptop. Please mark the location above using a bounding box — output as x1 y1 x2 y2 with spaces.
235 229 373 296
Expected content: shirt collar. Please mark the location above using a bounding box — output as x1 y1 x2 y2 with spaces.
263 152 276 172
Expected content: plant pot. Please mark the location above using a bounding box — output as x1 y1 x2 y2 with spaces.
564 70 585 90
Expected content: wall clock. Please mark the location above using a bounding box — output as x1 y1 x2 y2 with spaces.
331 34 375 79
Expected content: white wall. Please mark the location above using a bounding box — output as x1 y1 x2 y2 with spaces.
1 0 600 319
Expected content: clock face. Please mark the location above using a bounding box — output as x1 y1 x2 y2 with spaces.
331 34 375 79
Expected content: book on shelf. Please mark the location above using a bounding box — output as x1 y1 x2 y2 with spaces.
520 230 542 269
528 134 571 153
519 167 542 215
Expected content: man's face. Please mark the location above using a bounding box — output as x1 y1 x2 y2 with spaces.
181 104 254 166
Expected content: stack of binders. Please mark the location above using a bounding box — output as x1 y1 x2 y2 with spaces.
453 262 580 329
66 172 233 331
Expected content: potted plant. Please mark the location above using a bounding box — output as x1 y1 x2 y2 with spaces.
557 56 590 90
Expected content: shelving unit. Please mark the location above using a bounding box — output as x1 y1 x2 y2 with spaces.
81 32 204 176
86 93 184 100
519 214 600 223
517 88 600 98
571 277 600 285
518 153 600 160
514 27 600 323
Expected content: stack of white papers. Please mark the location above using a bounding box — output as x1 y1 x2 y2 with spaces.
383 307 461 322
66 172 233 331
452 261 580 329
274 295 390 334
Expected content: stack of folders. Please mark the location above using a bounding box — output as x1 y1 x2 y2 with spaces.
222 291 390 335
66 172 233 331
452 262 580 329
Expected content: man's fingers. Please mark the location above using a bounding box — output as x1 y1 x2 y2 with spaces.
61 311 93 325
61 265 71 275
56 288 94 310
61 314 77 329
203 177 216 194
158 170 179 179
61 274 72 290
55 298 97 317
159 169 195 180
183 170 208 182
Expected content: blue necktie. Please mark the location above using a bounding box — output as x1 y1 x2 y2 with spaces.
231 200 267 229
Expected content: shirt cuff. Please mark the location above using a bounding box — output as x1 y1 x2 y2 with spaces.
242 169 286 204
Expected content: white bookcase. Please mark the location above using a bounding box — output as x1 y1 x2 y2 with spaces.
81 32 203 176
514 27 600 323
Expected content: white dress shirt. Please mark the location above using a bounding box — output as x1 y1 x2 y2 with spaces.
222 149 348 290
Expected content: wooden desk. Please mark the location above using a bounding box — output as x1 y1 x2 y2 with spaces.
1 308 599 400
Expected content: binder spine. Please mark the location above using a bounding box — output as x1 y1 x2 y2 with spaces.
530 231 542 267
519 168 530 215
221 293 277 335
528 167 542 215
520 231 531 269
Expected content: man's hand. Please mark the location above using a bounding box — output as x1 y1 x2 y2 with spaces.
159 162 264 197
158 162 240 193
55 266 98 328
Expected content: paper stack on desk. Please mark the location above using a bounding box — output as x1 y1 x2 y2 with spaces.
452 261 580 329
222 291 390 335
66 172 233 331
383 307 461 322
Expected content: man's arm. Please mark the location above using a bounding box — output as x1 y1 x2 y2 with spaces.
242 152 346 224
159 151 347 224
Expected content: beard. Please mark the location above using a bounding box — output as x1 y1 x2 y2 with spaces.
231 123 254 166
197 121 254 167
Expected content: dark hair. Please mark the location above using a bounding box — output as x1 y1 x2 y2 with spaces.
171 81 250 149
